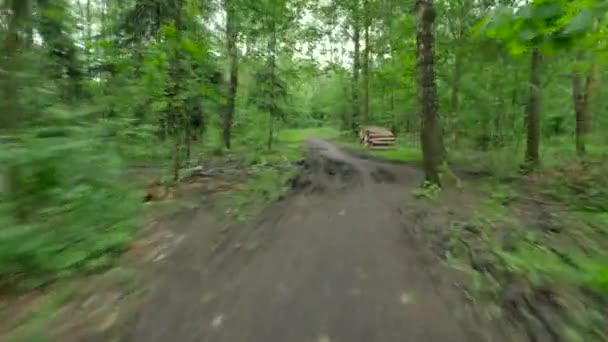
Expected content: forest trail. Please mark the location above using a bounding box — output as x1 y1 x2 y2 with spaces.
127 139 506 342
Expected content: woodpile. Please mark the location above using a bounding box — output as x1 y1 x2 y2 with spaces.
358 126 395 149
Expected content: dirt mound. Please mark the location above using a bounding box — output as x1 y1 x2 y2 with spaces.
289 141 361 194
289 139 423 195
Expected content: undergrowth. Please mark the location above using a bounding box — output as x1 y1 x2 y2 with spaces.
0 117 143 291
218 127 341 221
413 181 442 199
443 156 608 340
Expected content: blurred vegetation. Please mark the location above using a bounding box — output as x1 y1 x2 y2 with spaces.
1 0 608 339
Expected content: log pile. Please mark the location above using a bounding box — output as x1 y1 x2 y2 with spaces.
358 126 395 149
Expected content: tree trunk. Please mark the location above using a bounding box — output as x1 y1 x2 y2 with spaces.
449 47 462 144
509 67 519 139
85 0 92 76
267 17 278 151
173 131 181 182
584 59 599 134
1 0 33 128
38 0 83 100
524 48 542 167
223 0 238 149
362 0 370 124
170 0 184 181
351 0 361 131
572 57 600 156
416 0 443 185
390 90 396 134
572 72 586 155
185 116 191 163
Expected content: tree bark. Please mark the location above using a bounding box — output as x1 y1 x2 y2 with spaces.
37 0 83 100
362 0 370 124
86 0 92 76
1 0 32 128
351 0 361 131
267 19 277 151
573 57 600 156
524 48 542 167
584 59 599 134
170 0 184 181
223 0 238 149
416 0 443 185
449 45 462 145
572 72 586 155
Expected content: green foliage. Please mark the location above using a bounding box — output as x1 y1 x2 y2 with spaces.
218 127 329 221
250 65 289 120
545 158 608 210
277 127 342 143
0 116 141 290
413 181 441 199
2 2 608 339
444 176 608 339
223 168 291 222
476 0 608 54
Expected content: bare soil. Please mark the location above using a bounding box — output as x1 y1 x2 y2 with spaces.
121 139 525 342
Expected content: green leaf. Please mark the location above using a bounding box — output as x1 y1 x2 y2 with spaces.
519 27 539 41
532 2 563 20
560 8 594 36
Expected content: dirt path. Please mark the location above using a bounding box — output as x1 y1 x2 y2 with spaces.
127 139 508 342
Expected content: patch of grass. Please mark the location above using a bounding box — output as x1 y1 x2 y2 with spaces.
372 146 422 163
222 167 294 222
412 181 441 199
277 126 343 143
339 135 423 163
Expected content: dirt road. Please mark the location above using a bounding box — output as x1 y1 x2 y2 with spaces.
127 139 508 342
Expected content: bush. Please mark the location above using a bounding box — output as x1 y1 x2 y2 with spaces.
0 118 141 291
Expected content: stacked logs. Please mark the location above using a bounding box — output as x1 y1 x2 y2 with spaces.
358 126 396 149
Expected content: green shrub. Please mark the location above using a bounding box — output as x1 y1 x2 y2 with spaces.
0 119 141 291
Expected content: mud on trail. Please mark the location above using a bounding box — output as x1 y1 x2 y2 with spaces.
125 139 520 342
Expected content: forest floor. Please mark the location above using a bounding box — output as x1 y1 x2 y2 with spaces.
2 132 606 341
124 138 520 342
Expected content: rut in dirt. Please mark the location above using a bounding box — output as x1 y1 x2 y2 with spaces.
128 139 510 342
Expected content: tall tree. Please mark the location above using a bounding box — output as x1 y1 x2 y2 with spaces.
223 0 239 149
524 48 542 167
169 0 185 181
38 0 83 100
361 0 371 124
572 56 600 156
0 0 32 128
351 0 361 130
416 0 443 184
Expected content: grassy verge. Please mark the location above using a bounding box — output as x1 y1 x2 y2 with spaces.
367 146 422 163
443 161 608 340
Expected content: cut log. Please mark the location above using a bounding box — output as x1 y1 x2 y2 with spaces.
359 125 396 149
368 137 395 142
